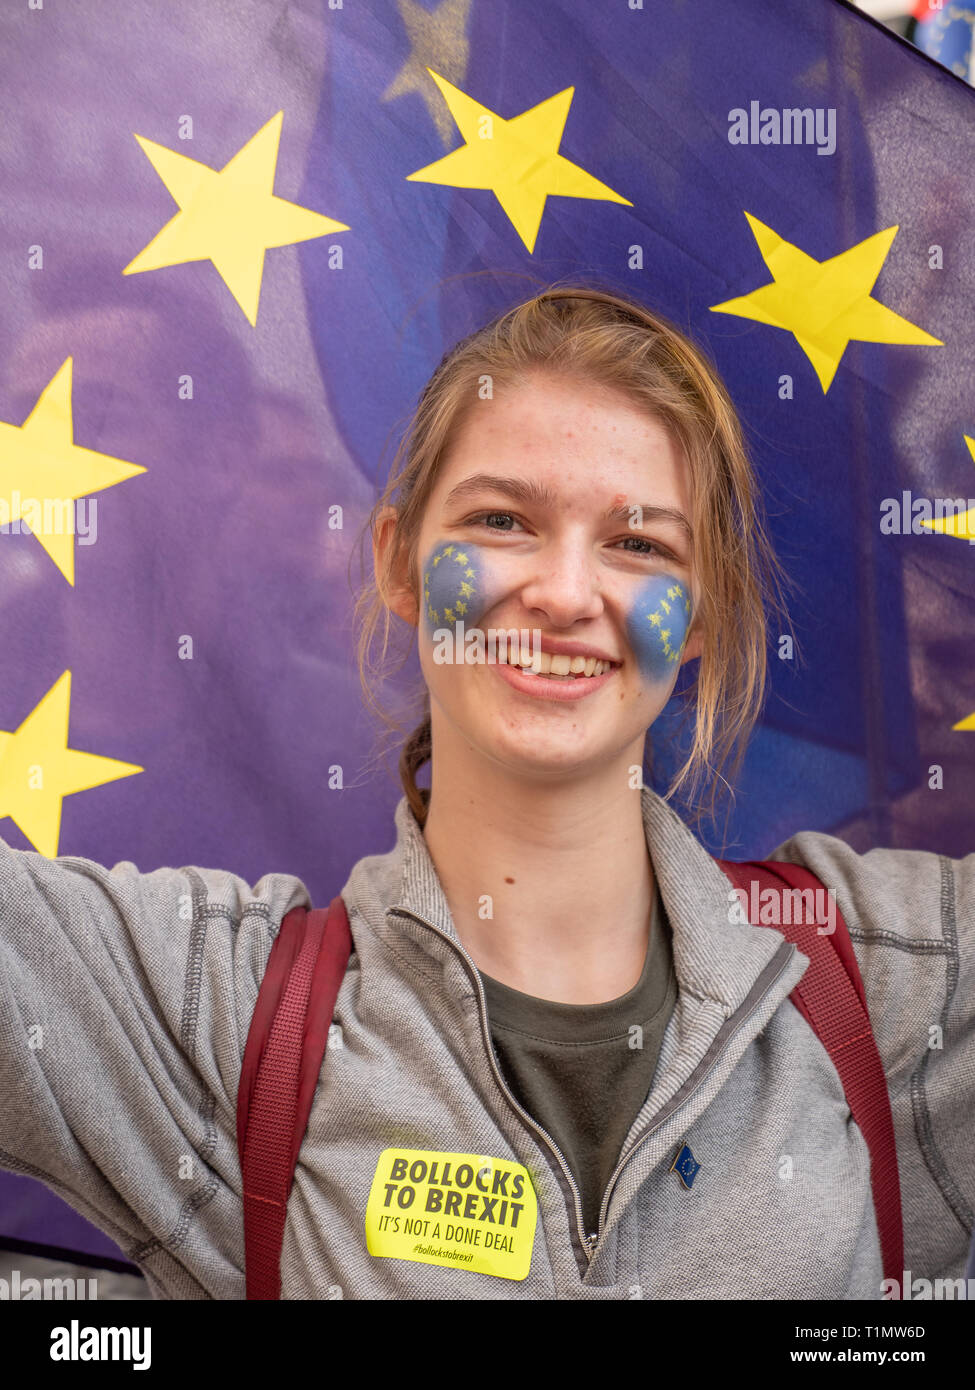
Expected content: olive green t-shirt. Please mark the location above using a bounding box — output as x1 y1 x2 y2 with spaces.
479 881 678 1240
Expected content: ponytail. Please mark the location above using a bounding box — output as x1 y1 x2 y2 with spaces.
399 709 432 828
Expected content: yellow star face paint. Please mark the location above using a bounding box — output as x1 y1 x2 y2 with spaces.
625 574 693 683
420 538 502 637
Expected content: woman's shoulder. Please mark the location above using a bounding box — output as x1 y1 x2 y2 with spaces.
762 827 974 1078
0 832 314 974
763 825 968 948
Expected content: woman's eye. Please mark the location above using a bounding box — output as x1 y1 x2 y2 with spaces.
617 535 666 558
468 512 520 531
466 514 673 561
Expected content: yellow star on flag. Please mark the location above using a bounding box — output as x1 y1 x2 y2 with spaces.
382 0 472 146
710 213 942 392
406 69 632 253
0 672 143 858
123 111 350 325
921 434 975 541
0 358 146 585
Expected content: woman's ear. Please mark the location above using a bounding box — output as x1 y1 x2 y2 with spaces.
680 624 704 665
373 506 419 627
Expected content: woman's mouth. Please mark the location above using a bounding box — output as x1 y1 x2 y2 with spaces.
489 646 621 700
496 645 617 679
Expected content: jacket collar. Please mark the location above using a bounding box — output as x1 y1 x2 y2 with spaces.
343 787 806 1015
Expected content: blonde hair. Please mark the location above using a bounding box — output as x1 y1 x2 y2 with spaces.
351 283 797 841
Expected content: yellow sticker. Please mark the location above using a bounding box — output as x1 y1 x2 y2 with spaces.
365 1148 538 1281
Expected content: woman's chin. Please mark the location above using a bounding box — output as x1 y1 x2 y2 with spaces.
468 722 613 779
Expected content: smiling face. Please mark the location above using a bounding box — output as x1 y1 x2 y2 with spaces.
384 369 704 784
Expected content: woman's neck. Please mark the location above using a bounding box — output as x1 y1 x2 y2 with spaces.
420 740 655 1005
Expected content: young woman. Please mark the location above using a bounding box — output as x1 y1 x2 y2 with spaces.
0 287 972 1300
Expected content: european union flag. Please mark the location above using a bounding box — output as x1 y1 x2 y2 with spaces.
0 0 972 1274
671 1144 702 1190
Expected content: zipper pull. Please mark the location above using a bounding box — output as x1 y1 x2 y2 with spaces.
585 1232 599 1259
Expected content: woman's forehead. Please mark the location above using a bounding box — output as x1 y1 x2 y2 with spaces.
436 383 688 509
454 370 671 439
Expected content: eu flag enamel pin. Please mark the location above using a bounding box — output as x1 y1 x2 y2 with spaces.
671 1144 701 1189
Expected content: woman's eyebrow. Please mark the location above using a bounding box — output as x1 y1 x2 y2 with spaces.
444 474 692 541
604 502 693 542
443 474 556 510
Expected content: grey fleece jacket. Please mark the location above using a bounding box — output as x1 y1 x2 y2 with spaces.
0 786 972 1300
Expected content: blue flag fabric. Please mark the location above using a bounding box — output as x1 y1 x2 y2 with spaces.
0 0 973 1269
914 3 975 80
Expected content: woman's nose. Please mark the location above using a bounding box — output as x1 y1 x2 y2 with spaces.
518 542 605 626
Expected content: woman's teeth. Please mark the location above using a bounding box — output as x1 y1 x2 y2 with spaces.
497 648 615 678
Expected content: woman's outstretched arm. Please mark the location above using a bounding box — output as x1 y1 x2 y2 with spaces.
0 836 311 1299
766 828 975 1283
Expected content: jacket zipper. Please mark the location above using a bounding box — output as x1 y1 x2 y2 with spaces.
389 906 595 1266
391 906 797 1276
590 939 798 1247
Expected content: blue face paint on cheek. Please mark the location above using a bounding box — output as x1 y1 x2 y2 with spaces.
420 539 503 636
625 574 693 683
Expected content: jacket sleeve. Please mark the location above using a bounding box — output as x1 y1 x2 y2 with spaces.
0 833 311 1297
765 828 975 1284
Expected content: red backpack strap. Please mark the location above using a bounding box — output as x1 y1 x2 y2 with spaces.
716 858 904 1287
236 894 352 1299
